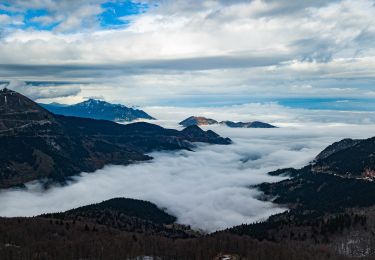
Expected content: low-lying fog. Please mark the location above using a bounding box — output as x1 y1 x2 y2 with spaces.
2 105 375 232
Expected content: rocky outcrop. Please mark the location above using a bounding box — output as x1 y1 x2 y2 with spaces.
179 116 218 127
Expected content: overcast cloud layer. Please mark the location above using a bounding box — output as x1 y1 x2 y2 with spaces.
1 0 375 105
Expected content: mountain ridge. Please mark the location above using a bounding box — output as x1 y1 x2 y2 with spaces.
312 137 375 178
0 89 231 189
179 116 277 128
41 98 155 122
225 134 375 257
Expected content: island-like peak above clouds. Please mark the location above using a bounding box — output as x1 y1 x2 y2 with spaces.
220 121 276 128
179 116 219 127
0 89 231 189
179 116 277 128
41 99 155 122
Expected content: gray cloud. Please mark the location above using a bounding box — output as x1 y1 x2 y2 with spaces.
140 0 340 16
291 38 335 63
256 0 341 16
0 53 290 79
5 79 81 99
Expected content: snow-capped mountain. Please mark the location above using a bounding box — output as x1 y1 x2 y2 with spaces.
41 99 155 122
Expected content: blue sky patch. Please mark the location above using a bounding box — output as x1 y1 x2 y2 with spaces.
23 9 59 30
153 96 375 111
0 0 151 31
277 98 375 111
100 0 149 28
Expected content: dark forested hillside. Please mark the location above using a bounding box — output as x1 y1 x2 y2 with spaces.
41 198 198 239
51 198 177 225
312 137 375 178
0 217 342 260
226 135 375 258
0 198 343 260
0 89 231 188
228 207 375 257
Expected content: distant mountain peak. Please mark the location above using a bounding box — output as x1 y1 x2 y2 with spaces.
179 116 218 127
179 116 276 128
220 120 276 128
82 98 102 104
41 99 155 122
77 99 121 107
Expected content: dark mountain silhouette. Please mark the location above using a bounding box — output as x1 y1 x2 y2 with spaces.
0 88 231 188
312 137 375 178
314 138 362 162
41 99 155 122
220 120 276 128
41 198 198 238
255 135 375 214
0 198 341 259
50 197 177 225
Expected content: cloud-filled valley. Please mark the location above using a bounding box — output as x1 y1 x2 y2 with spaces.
2 113 375 232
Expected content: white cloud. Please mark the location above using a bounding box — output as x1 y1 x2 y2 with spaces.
0 14 11 24
0 14 23 25
0 0 373 64
30 15 59 26
53 4 103 32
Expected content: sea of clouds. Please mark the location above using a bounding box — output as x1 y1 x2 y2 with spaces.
1 105 375 232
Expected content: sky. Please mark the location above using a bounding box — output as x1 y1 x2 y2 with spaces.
0 0 375 109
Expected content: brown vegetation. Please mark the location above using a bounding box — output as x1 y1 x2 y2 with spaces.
0 217 341 260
